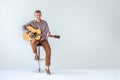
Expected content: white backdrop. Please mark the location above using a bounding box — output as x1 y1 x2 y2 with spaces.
0 0 120 69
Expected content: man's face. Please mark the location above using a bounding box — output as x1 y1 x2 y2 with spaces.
34 13 41 20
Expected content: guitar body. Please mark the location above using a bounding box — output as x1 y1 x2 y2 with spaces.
23 26 41 41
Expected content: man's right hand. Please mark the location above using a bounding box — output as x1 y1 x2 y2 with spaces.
28 32 33 37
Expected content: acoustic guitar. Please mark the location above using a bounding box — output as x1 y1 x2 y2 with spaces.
23 26 60 41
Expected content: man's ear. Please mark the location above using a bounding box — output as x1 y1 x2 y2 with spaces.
40 13 42 17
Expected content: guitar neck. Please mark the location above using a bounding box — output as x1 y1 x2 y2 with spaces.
50 35 55 37
50 35 60 39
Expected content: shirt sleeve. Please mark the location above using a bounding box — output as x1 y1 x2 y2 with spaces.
45 21 51 34
22 21 33 32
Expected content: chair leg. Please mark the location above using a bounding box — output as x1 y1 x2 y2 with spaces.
37 46 40 72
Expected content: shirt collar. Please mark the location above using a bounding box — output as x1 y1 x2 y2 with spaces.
34 19 43 24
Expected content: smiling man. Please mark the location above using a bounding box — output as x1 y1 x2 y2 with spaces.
23 10 51 75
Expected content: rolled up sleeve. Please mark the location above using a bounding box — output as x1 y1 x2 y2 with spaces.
22 21 33 32
45 21 51 34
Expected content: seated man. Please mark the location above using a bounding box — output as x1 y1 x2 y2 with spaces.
22 10 51 75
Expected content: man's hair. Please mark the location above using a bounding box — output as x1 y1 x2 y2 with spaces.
34 10 41 14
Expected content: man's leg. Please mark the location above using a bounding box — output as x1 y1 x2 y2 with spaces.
40 39 51 74
30 40 40 60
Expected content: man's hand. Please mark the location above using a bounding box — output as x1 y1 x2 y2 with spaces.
28 32 33 37
46 32 51 39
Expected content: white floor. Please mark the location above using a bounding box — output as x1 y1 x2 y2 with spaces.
0 69 120 80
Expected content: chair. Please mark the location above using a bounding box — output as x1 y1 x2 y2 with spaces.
37 43 45 72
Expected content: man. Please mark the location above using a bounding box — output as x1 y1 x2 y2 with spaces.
23 10 51 75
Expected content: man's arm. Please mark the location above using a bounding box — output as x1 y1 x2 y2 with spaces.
45 21 51 38
22 20 33 32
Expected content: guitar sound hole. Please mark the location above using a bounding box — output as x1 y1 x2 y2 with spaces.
31 33 37 38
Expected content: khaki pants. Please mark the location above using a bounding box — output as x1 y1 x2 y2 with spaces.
30 39 51 66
